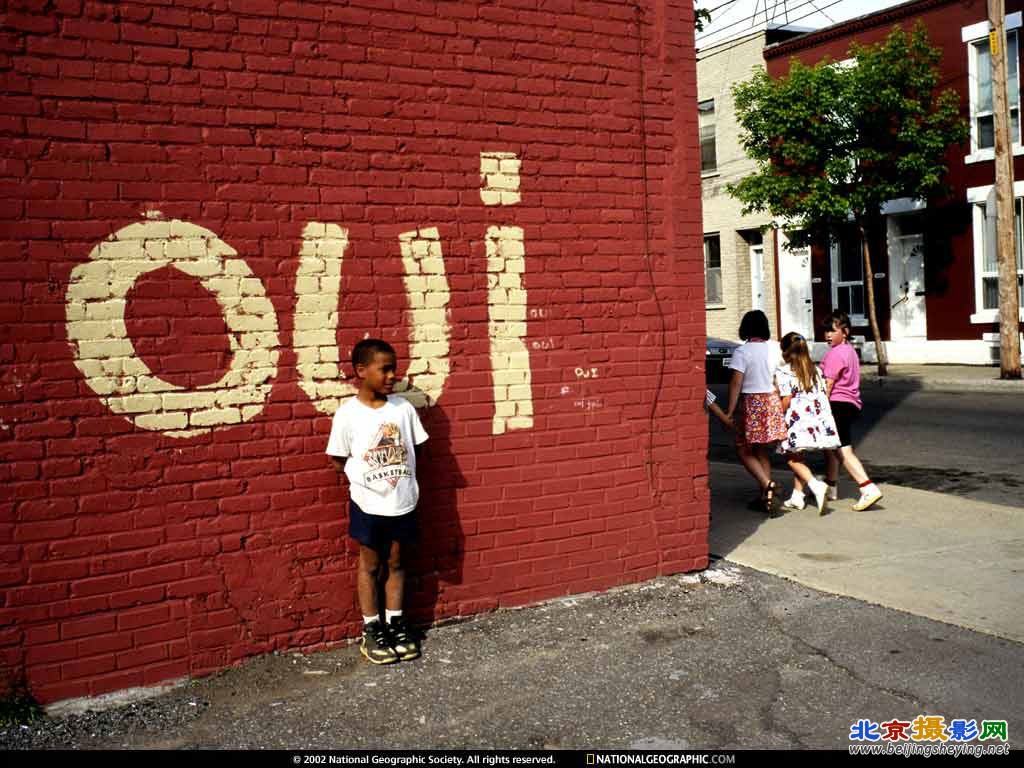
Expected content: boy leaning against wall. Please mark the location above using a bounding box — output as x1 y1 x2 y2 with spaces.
326 339 429 664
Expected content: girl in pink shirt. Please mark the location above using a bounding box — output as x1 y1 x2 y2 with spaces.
821 311 882 511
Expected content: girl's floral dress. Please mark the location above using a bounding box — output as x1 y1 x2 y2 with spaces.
774 363 841 454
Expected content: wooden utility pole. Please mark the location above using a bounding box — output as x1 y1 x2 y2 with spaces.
989 0 1023 378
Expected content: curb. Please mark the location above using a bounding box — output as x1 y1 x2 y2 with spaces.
860 375 1024 395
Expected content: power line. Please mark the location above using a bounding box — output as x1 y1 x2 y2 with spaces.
696 0 788 43
702 0 744 13
695 0 854 47
697 0 850 60
696 0 806 44
805 0 837 23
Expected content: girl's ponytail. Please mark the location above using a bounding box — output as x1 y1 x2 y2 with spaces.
781 332 816 393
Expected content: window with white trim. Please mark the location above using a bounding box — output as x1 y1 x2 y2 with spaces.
969 31 1020 151
699 99 717 174
963 14 1024 161
972 198 1024 311
704 233 722 305
831 228 866 323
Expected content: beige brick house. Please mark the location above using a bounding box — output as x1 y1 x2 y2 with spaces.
698 29 802 340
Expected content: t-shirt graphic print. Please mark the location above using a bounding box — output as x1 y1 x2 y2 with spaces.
363 422 411 487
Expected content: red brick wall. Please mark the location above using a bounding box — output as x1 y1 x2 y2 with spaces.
0 0 707 704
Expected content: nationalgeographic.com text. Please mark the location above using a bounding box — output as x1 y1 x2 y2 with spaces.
590 755 736 765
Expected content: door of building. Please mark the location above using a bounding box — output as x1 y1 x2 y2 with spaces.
889 233 927 339
750 243 765 312
777 230 814 339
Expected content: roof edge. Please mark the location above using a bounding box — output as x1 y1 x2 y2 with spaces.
764 0 954 59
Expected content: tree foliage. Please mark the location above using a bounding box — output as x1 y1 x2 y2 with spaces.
727 23 967 373
730 23 966 226
695 7 712 33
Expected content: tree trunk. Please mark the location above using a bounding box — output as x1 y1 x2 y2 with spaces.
858 218 888 377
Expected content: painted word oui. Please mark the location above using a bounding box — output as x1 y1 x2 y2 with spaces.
66 220 532 438
65 153 532 438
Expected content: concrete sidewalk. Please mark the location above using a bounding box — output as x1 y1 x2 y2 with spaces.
859 364 1024 394
709 460 1024 643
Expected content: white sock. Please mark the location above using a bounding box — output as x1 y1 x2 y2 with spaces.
385 609 402 623
860 483 880 497
809 478 826 496
363 614 379 626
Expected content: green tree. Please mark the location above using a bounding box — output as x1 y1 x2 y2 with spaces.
728 23 967 375
695 6 712 33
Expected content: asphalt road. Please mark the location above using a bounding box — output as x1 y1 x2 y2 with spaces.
708 387 1024 508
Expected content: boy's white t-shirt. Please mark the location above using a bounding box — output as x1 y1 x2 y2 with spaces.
325 395 429 517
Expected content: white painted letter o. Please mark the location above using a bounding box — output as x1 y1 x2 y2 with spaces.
66 219 280 437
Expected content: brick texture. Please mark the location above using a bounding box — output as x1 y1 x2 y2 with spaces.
0 0 707 704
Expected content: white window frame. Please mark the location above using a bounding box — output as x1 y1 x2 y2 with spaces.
829 235 867 327
966 183 1024 323
704 232 723 307
964 14 1024 163
698 98 717 176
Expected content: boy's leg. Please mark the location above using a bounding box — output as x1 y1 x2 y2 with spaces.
383 539 405 614
383 539 421 660
357 544 383 620
357 544 397 665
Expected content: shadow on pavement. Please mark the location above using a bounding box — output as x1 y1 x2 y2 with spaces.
703 379 923 555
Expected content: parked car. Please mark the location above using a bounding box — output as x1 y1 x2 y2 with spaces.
706 337 740 384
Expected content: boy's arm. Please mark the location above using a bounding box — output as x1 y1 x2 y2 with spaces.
325 407 351 474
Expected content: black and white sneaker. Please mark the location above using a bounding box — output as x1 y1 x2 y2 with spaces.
361 621 398 665
387 616 421 661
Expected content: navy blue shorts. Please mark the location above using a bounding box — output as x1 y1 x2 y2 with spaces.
349 500 418 553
